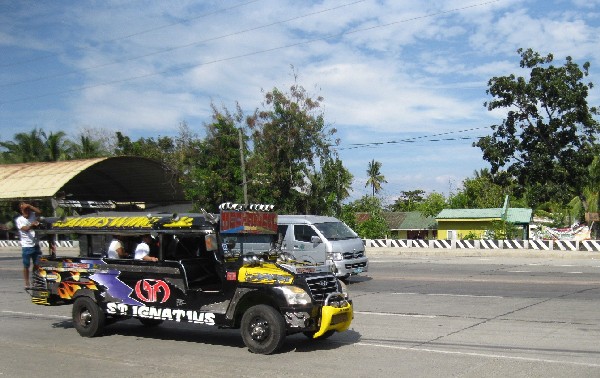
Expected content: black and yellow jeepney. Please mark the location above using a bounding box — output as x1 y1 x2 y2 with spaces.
28 204 353 354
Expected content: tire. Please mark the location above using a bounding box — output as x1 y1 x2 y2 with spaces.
240 305 286 354
72 297 105 337
139 318 163 327
303 330 335 340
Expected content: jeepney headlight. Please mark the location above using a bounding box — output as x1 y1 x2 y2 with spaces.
329 252 343 261
276 286 311 305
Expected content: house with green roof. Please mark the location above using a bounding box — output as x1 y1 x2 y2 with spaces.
381 211 437 239
436 204 532 240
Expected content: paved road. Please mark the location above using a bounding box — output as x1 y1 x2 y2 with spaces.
1 249 599 377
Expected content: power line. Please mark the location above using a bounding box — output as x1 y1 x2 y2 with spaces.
0 0 263 69
337 126 490 150
0 0 367 88
0 0 500 105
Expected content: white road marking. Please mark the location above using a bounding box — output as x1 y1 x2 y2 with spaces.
391 292 504 298
1 310 69 319
354 311 436 318
355 342 600 368
507 270 531 273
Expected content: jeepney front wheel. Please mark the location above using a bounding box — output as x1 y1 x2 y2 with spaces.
72 297 105 337
240 305 286 354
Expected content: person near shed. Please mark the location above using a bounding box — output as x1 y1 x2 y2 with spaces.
16 202 43 288
134 234 158 262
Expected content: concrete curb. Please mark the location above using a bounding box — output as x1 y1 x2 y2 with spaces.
1 246 598 259
365 247 600 259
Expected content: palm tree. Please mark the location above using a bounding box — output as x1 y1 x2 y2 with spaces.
365 159 387 197
44 131 70 161
0 128 46 163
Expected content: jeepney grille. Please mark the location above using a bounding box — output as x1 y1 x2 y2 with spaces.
343 250 364 259
304 275 338 302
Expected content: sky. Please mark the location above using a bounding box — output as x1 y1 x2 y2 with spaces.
1 0 599 205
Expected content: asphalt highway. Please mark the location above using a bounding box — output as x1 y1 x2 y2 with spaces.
1 247 599 377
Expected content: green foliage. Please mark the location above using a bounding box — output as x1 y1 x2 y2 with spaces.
184 104 246 212
461 231 480 240
484 220 520 240
365 159 387 197
449 169 509 209
389 190 425 212
340 196 389 239
475 48 600 209
417 192 447 218
247 78 346 213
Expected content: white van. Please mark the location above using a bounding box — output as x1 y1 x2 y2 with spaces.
277 215 368 279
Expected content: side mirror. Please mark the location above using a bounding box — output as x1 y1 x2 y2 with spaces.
311 235 322 244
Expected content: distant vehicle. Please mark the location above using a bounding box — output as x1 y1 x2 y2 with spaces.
277 215 368 280
26 204 353 354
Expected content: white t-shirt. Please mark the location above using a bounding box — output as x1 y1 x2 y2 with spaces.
134 242 150 260
16 214 37 247
107 239 124 259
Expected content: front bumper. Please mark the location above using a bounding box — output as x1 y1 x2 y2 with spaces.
313 299 353 338
334 257 369 277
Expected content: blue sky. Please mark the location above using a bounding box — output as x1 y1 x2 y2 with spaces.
1 0 599 204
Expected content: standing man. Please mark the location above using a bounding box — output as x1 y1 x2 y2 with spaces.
16 202 42 288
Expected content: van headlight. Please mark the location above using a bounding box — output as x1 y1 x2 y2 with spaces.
328 252 343 261
276 286 311 305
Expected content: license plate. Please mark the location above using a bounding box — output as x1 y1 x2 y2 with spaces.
354 267 363 274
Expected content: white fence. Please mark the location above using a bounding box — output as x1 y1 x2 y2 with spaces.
2 239 600 252
363 239 600 252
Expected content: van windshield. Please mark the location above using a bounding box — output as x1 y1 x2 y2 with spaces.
314 222 358 240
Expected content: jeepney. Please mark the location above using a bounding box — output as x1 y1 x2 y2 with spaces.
27 203 353 354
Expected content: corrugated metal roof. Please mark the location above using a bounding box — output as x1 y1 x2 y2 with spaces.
436 208 532 224
0 157 184 203
505 208 533 223
437 208 502 219
0 158 105 199
400 212 437 230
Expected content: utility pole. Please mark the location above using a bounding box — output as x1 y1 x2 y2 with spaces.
238 128 248 205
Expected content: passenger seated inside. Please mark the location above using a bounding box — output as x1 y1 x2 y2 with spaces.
107 235 128 259
134 234 158 262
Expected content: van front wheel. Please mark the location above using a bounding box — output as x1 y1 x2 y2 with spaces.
240 305 286 354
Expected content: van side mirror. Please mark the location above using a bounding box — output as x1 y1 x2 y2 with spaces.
311 236 322 244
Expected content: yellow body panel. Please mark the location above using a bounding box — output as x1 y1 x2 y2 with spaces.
313 302 353 338
238 263 294 285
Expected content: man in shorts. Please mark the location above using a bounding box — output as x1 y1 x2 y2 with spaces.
16 202 42 288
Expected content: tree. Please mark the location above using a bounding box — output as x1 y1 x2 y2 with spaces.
247 78 341 213
448 169 509 209
417 192 447 218
475 48 600 209
0 128 46 163
389 190 426 212
365 159 387 197
340 195 389 239
304 157 353 216
185 104 247 212
44 131 70 161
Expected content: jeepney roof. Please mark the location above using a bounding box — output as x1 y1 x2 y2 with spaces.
38 212 215 235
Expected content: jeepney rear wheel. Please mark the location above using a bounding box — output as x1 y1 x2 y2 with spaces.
72 297 105 337
303 330 335 340
240 305 286 354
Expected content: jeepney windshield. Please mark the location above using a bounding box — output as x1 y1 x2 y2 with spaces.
314 222 358 241
222 234 276 256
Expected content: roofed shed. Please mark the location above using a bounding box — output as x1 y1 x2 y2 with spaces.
0 157 185 207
